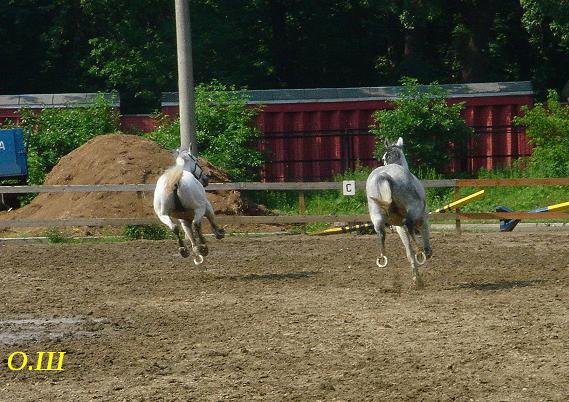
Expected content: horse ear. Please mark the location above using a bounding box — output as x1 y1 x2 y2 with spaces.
396 137 404 147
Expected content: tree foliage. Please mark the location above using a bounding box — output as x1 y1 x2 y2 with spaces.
370 78 472 173
1 1 568 111
514 90 569 177
19 95 120 184
145 82 263 181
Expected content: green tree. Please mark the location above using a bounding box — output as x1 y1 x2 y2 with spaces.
80 0 177 112
1 0 568 109
20 95 120 184
145 81 263 181
0 0 93 93
520 0 569 94
370 78 472 173
514 89 569 177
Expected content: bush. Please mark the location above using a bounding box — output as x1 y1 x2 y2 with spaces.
20 94 120 184
369 77 472 173
145 81 263 181
514 89 569 177
44 227 70 243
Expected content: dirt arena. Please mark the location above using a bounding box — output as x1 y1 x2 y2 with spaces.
0 231 568 400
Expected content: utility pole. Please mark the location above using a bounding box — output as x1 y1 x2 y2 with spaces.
174 0 198 154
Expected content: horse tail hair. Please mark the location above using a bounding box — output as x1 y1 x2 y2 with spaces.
371 174 393 214
164 165 184 193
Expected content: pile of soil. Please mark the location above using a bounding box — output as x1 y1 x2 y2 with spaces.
1 134 266 228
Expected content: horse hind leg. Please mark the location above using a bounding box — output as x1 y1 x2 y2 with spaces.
174 226 190 258
157 213 189 258
421 215 433 259
395 225 424 289
372 217 388 268
180 218 207 257
205 201 225 240
404 217 427 266
191 207 209 257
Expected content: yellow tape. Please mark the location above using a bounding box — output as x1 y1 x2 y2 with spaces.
432 189 485 213
310 223 374 236
547 200 569 212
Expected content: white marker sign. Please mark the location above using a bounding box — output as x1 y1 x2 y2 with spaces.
343 180 356 196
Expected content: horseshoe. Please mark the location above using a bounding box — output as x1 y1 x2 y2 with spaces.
415 251 427 265
376 255 388 268
193 254 204 265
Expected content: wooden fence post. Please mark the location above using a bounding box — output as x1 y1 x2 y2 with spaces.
298 191 305 214
454 186 462 234
136 191 145 217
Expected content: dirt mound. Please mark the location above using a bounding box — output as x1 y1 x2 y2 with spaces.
1 134 264 225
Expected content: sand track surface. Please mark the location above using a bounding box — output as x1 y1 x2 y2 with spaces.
0 232 568 400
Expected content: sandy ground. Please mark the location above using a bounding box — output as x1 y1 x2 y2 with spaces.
0 232 568 401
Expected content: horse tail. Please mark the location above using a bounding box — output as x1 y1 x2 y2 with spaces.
164 165 184 193
371 174 393 214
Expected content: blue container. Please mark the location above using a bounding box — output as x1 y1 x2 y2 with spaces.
0 128 28 180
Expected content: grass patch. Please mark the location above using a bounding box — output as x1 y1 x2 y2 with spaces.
458 169 569 213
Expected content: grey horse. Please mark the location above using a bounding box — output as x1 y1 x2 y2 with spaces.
366 137 432 288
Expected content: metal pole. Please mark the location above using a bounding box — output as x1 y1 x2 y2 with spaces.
174 0 198 154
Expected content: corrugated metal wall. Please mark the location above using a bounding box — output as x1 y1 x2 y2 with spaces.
256 101 385 181
253 96 532 181
454 97 533 173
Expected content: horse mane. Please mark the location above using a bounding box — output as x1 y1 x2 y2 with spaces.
164 165 184 193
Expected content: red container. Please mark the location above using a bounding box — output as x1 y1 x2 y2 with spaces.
0 93 120 126
119 114 157 133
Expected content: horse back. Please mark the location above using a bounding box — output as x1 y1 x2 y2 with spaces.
367 164 427 213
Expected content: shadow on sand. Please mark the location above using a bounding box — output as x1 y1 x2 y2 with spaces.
457 279 545 291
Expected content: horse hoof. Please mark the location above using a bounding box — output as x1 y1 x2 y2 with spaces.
215 228 225 240
413 276 425 289
179 247 189 258
193 254 204 265
199 245 209 256
376 255 388 268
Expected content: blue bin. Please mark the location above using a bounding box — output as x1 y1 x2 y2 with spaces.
0 128 28 180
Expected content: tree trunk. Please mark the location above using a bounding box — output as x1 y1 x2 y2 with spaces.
460 1 496 82
269 0 289 86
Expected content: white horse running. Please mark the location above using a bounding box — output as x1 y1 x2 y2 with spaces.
153 150 225 265
366 137 432 288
